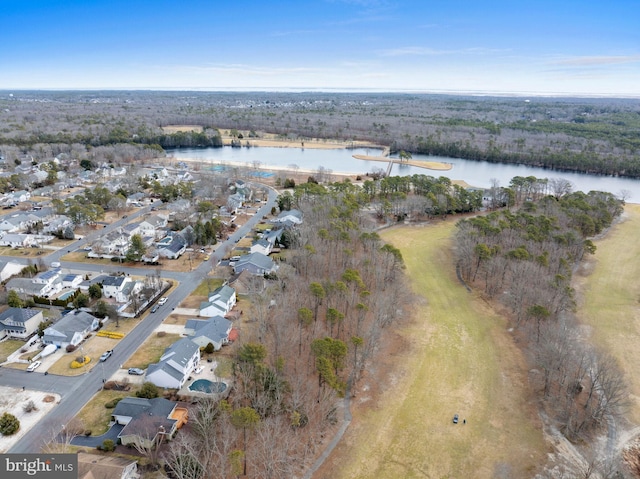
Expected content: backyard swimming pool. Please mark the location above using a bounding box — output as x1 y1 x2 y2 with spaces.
189 379 227 394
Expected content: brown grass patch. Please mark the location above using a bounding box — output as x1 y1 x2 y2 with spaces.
123 333 181 370
75 390 130 435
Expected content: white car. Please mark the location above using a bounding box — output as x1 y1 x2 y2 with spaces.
26 361 42 372
194 365 204 374
158 297 168 305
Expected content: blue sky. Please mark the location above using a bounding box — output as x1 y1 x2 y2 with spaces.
1 0 639 96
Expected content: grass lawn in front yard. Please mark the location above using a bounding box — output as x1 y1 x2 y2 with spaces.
61 250 207 273
47 334 122 376
191 278 225 297
0 246 45 258
123 332 181 370
0 339 24 363
74 389 130 436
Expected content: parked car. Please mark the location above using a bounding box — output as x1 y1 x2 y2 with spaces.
128 368 144 376
99 350 113 362
26 361 42 372
203 255 210 261
151 305 159 313
453 414 459 424
51 262 61 268
194 365 204 374
158 297 168 305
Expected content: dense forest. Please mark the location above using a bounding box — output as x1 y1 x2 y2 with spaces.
1 91 640 177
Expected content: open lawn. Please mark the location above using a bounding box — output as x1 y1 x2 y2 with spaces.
75 389 131 435
47 334 122 376
191 278 225 297
574 203 640 424
0 339 23 363
0 246 45 258
123 332 181 370
319 220 545 479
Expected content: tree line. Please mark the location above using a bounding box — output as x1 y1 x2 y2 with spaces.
455 186 627 446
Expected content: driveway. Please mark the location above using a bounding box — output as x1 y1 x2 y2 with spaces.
70 423 124 447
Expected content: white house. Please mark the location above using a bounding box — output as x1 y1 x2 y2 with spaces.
0 308 43 340
9 190 31 203
42 310 100 347
199 284 236 318
0 260 24 282
0 233 35 248
31 268 63 296
77 452 139 479
102 275 141 303
145 338 200 389
250 238 272 256
139 215 168 238
62 273 83 289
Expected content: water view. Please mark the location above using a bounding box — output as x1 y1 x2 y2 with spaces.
168 146 640 201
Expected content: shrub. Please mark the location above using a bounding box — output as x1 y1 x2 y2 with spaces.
204 342 215 354
22 400 37 413
156 331 166 338
104 398 123 409
66 344 77 353
99 439 115 452
71 356 91 369
136 382 159 399
0 412 20 435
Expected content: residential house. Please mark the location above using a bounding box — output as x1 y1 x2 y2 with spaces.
0 233 34 248
112 397 188 448
122 222 141 237
184 316 232 351
157 236 186 259
9 190 31 203
126 192 145 207
31 268 63 296
145 338 200 389
0 259 23 282
233 252 278 276
0 308 43 340
138 215 168 238
273 208 303 226
228 269 266 295
226 193 244 213
62 273 83 289
41 310 100 347
199 284 236 318
250 238 272 256
102 275 141 303
42 215 73 235
0 213 40 233
77 452 139 479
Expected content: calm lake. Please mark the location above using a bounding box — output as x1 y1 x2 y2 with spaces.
167 146 640 201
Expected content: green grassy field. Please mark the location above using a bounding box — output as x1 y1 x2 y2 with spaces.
322 220 545 479
575 203 640 424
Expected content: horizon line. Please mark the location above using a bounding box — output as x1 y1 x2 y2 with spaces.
1 87 639 100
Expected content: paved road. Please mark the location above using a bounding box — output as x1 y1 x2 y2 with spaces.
7 183 277 453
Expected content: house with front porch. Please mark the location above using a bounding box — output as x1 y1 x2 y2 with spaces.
102 275 141 303
233 252 278 276
0 308 43 340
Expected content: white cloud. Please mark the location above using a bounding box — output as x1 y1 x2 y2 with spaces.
551 55 640 67
378 46 509 57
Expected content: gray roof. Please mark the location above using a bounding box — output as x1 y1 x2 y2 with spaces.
160 338 199 366
186 316 231 344
235 252 275 271
45 310 98 340
209 284 235 303
112 396 175 420
0 308 40 332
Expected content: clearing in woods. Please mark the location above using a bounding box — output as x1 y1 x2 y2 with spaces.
315 219 545 479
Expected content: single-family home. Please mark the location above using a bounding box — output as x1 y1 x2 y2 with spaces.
0 233 34 248
9 190 31 203
62 273 83 289
226 193 244 213
41 310 100 348
273 208 303 226
199 284 236 318
250 238 272 256
126 192 145 207
102 275 141 303
77 452 139 479
139 215 168 238
145 338 200 389
32 268 63 296
112 397 188 448
0 213 40 233
184 316 232 351
233 252 278 276
0 259 24 282
157 236 186 259
0 308 43 340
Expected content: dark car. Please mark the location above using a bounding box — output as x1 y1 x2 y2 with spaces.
128 368 144 375
453 414 459 424
151 305 159 313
